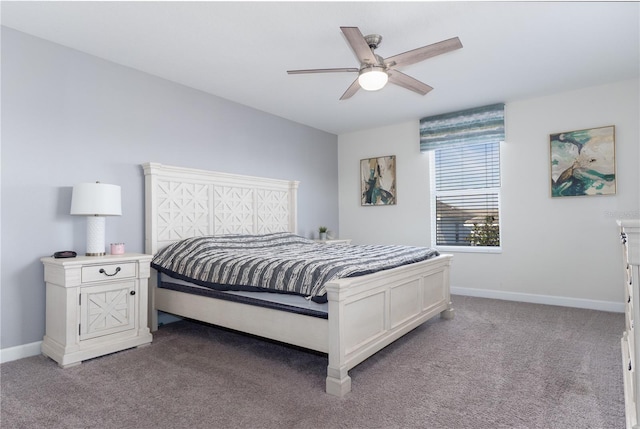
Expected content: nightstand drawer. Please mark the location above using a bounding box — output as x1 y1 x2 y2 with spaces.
82 262 136 283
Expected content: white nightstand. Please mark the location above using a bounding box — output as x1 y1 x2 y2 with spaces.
40 253 153 368
313 239 352 245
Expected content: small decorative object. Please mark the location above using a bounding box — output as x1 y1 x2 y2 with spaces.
110 243 125 255
550 125 616 197
361 155 396 206
318 226 328 240
70 182 122 256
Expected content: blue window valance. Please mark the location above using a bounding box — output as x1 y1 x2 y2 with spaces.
419 103 505 152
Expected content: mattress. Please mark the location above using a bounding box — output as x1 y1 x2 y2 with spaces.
159 273 328 319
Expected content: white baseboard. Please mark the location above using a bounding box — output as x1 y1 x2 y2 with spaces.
1 340 42 364
451 286 624 313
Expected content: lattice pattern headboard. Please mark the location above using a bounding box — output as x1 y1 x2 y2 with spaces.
142 162 299 254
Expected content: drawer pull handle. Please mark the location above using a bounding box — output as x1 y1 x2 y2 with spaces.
130 290 136 296
99 267 121 277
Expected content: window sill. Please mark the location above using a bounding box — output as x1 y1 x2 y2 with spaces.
435 245 502 254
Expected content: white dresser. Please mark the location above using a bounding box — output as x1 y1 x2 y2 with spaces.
41 253 153 368
620 219 640 429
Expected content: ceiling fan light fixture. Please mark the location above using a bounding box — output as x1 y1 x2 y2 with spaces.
358 66 388 91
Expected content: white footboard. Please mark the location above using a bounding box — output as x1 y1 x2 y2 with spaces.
325 254 453 397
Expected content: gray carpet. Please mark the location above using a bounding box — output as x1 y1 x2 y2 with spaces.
1 296 624 429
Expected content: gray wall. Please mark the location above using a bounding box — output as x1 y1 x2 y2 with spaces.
1 28 339 349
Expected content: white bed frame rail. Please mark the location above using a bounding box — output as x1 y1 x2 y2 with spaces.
143 162 453 397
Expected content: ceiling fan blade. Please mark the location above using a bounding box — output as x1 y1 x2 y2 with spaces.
340 27 377 65
388 70 433 95
339 78 361 100
287 68 359 74
385 37 463 68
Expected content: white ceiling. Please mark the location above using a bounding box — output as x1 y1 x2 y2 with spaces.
2 1 639 135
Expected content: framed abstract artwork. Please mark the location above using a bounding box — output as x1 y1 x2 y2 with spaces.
360 155 396 206
550 125 616 197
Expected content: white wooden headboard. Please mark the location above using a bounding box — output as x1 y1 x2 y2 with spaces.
142 162 299 254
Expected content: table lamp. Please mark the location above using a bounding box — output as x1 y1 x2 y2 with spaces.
70 182 122 256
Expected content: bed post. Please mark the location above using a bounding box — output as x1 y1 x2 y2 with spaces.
439 259 455 320
325 281 351 397
289 181 299 234
440 301 455 320
148 272 159 331
142 162 160 332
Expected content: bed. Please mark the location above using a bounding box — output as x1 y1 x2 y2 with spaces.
143 162 453 397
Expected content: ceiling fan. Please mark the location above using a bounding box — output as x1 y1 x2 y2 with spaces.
287 26 463 100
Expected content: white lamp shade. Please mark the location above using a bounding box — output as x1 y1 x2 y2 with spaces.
358 68 389 91
70 183 122 216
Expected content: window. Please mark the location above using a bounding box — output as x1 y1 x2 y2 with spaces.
420 103 504 251
430 141 501 249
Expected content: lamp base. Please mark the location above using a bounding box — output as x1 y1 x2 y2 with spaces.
86 216 106 256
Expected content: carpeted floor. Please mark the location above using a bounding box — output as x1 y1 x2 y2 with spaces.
1 296 625 429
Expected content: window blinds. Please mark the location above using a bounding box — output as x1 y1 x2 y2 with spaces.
435 142 500 191
434 142 500 246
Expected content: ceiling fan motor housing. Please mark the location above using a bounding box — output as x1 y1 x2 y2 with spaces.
364 34 383 51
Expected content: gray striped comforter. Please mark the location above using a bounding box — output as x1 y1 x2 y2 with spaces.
151 232 440 299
